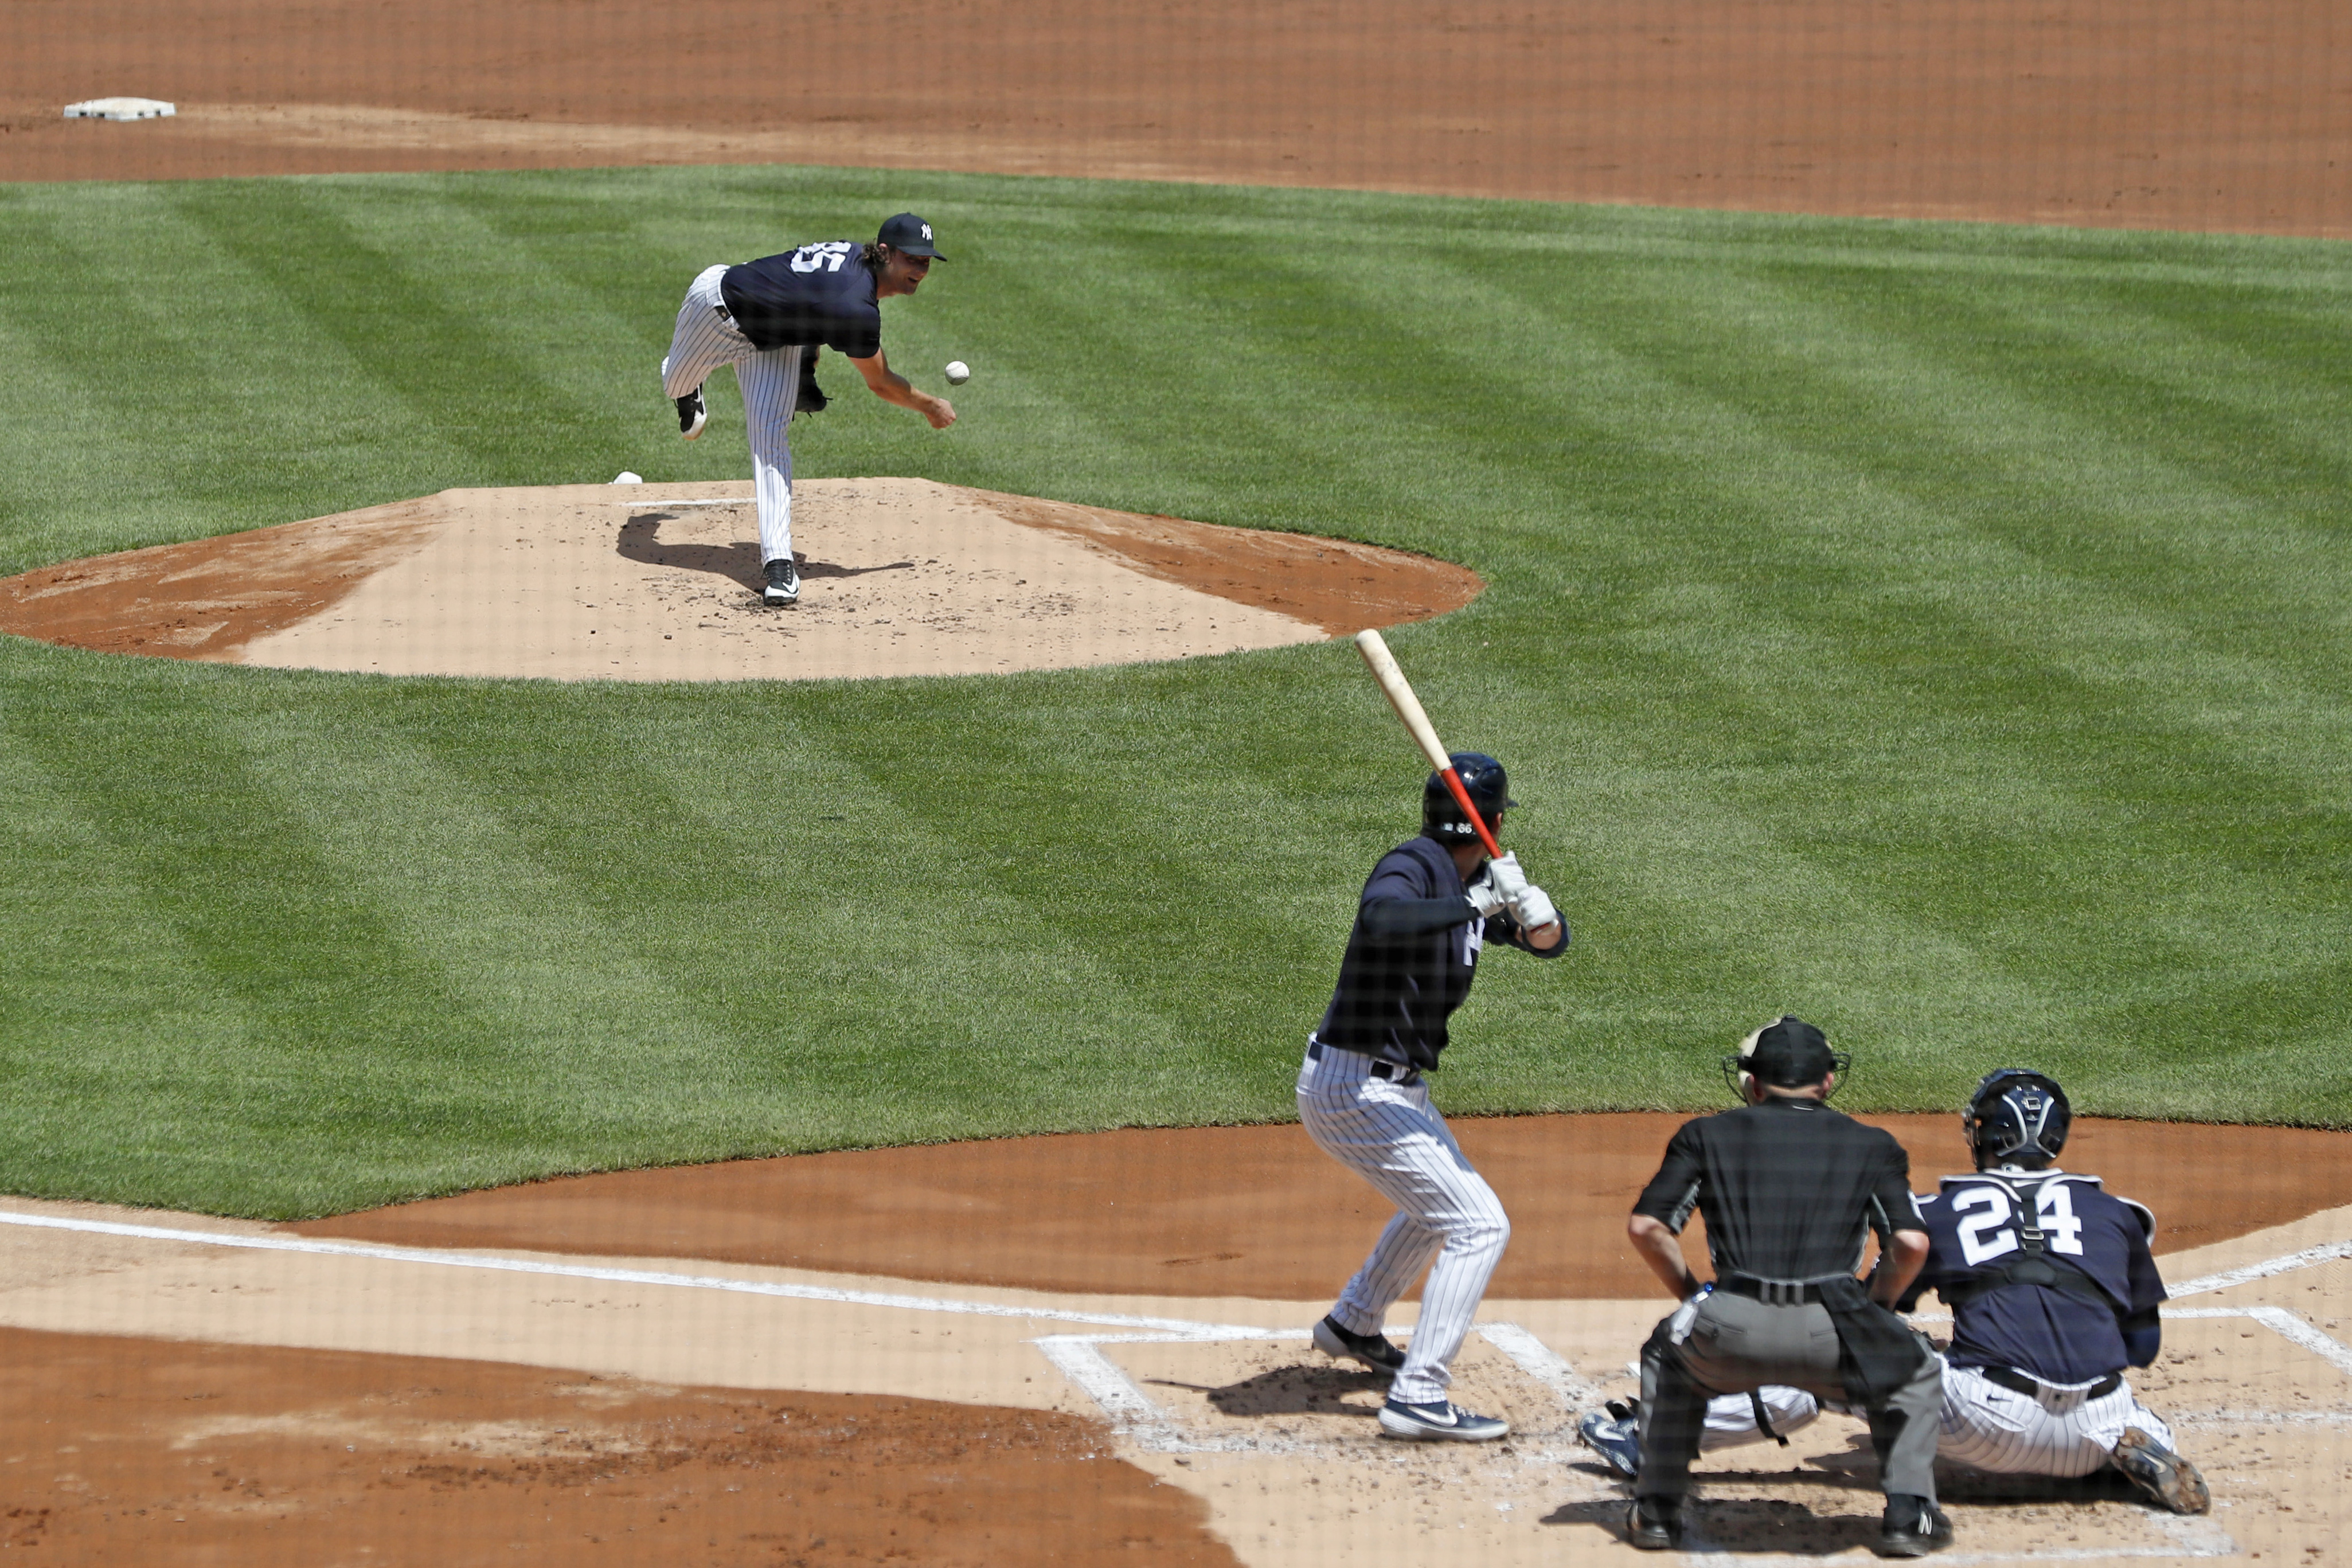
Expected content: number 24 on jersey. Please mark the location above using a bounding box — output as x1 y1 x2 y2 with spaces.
1952 1183 2085 1266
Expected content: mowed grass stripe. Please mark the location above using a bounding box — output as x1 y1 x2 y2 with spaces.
0 658 542 1212
170 184 596 487
0 166 2347 1217
1367 244 2350 1101
0 201 302 563
391 673 1259 1141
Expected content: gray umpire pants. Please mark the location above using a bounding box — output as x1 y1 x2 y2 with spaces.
1636 1291 1943 1502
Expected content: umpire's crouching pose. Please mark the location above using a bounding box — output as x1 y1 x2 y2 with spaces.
1625 1018 1950 1558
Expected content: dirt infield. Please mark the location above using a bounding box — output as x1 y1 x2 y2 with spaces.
3 1 2346 237
1 1115 2350 1565
0 1329 1240 1566
292 1114 2352 1301
0 481 1480 681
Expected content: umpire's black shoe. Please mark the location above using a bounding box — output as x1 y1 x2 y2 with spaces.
1312 1315 1405 1376
762 556 799 606
1876 1495 1954 1558
677 385 706 439
1625 1495 1681 1551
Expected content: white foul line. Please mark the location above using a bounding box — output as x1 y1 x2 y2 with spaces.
2169 1238 2352 1299
0 1208 1267 1338
2167 1304 2352 1377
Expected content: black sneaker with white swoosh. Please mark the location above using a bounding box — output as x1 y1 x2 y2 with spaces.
1377 1397 1507 1442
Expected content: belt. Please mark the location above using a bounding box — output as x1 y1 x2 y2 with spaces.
1306 1039 1421 1085
1718 1274 1834 1305
1976 1365 2121 1401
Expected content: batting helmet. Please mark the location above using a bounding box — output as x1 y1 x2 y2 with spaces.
1721 1015 1850 1102
1423 753 1515 845
1963 1068 2071 1171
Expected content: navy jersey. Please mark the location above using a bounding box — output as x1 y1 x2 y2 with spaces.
720 243 885 357
1908 1171 2166 1386
1314 836 1560 1072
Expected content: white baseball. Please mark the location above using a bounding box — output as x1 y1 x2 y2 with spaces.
944 360 971 385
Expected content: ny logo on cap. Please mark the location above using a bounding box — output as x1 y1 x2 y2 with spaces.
921 224 932 240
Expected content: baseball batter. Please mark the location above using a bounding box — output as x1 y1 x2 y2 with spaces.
1301 752 1565 1442
658 212 957 606
1582 1069 2209 1516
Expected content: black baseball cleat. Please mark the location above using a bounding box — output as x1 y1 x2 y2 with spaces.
677 385 706 439
2110 1428 2210 1514
1875 1495 1954 1558
1311 1315 1405 1376
761 557 799 606
1625 1495 1682 1551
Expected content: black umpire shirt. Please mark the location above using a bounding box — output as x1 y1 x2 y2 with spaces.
1632 1100 1923 1282
1314 835 1563 1073
720 243 885 357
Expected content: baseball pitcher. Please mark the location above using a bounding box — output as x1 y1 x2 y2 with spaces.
658 212 956 606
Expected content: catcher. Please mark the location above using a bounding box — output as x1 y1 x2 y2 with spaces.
1583 1068 2209 1519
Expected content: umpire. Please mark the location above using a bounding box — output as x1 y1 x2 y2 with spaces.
1623 1016 1949 1558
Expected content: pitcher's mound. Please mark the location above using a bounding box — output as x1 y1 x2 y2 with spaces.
0 479 1482 683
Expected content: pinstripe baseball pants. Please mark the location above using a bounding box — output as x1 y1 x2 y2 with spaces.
661 265 804 568
1937 1362 2178 1476
1298 1039 1510 1407
1690 1359 2178 1477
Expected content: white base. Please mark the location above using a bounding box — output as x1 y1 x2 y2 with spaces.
63 97 177 122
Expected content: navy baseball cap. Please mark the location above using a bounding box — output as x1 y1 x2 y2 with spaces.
877 213 944 259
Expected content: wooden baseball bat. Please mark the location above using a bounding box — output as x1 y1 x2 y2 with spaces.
1353 628 1504 861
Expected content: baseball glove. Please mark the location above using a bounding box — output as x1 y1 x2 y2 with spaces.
796 347 829 417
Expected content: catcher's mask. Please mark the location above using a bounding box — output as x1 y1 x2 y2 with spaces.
1963 1068 2071 1170
1423 752 1516 846
1722 1015 1849 1102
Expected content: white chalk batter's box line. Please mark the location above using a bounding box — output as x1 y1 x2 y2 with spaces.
1030 1307 2350 1451
0 1207 2345 1442
1040 1327 2241 1564
1033 1319 1600 1456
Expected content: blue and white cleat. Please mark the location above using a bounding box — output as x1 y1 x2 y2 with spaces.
1378 1397 1508 1442
1579 1407 1642 1477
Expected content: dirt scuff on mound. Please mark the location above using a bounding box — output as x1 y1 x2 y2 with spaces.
0 1327 1238 1568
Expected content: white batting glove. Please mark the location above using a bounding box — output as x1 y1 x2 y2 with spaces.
1485 851 1530 902
1511 885 1558 933
1466 879 1509 919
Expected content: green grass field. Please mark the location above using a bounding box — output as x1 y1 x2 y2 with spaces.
1 164 2347 1217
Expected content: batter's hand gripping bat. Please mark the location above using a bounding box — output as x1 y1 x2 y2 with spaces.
1353 628 1503 861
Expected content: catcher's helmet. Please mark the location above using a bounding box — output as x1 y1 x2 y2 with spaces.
1722 1015 1849 1101
1963 1068 2071 1170
1423 752 1515 845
